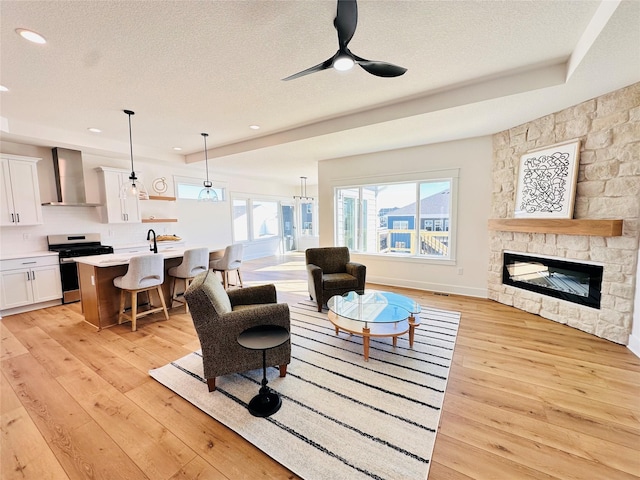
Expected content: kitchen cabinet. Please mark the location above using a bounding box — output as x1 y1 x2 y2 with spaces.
0 154 43 226
96 166 141 224
0 255 62 311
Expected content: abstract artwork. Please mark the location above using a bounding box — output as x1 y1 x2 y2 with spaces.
514 140 580 218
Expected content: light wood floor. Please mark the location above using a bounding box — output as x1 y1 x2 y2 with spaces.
1 253 639 480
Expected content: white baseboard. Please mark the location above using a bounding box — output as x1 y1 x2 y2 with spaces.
627 332 640 358
366 275 488 298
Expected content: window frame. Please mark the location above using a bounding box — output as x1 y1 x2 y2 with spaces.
332 169 459 264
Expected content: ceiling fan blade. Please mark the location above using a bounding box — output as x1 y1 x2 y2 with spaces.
282 57 335 81
354 55 407 77
334 0 358 48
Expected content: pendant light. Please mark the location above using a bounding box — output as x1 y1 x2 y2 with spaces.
198 132 218 202
293 176 314 201
120 109 148 200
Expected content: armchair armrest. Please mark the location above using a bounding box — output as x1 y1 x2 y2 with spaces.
228 283 277 306
346 262 366 289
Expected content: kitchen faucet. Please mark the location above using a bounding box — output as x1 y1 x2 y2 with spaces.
147 229 158 253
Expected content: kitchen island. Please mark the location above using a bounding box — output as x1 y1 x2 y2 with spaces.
75 246 224 330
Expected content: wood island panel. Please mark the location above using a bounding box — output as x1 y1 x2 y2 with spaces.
77 250 222 330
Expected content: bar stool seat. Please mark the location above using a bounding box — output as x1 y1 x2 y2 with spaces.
113 254 169 331
167 247 209 313
210 244 244 289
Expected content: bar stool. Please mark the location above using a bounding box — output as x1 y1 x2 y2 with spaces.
113 254 169 331
167 247 209 313
210 244 244 289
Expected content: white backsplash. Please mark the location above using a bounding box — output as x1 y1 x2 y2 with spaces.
0 206 179 256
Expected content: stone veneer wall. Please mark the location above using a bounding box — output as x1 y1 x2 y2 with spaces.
488 82 640 344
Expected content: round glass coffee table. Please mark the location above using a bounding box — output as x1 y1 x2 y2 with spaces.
327 290 421 361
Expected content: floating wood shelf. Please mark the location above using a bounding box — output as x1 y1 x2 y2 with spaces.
141 218 178 223
488 219 623 236
145 195 176 201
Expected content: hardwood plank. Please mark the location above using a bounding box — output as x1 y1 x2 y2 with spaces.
0 371 22 414
443 392 640 476
167 456 228 480
431 433 560 480
1 406 69 480
127 379 300 480
57 364 197 480
439 411 640 480
0 321 29 360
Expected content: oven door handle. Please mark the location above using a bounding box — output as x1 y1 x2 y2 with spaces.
59 258 77 264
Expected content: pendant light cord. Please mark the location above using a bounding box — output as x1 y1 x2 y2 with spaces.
124 109 136 179
202 132 210 183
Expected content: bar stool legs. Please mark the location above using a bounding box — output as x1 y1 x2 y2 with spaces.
117 285 169 332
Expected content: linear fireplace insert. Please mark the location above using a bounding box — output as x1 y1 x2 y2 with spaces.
502 252 603 309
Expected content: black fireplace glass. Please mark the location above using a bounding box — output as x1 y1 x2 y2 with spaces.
502 252 603 309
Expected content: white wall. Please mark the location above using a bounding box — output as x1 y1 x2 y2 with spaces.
318 136 493 298
0 141 297 258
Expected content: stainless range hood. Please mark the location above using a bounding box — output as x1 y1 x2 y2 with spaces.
42 147 102 206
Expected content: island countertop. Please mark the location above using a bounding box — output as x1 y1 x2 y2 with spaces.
75 245 222 267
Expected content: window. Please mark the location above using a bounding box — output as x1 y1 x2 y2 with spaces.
252 200 279 238
175 176 225 201
233 199 249 242
335 179 454 260
300 201 314 235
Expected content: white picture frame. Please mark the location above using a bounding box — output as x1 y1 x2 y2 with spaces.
514 140 581 219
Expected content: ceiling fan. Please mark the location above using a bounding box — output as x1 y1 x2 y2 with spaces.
282 0 407 81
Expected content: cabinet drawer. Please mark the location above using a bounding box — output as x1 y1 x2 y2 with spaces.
0 255 59 271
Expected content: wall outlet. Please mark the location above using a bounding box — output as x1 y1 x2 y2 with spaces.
108 229 114 237
23 233 30 240
457 268 463 275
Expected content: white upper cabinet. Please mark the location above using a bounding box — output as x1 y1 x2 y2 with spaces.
96 166 142 224
0 154 43 226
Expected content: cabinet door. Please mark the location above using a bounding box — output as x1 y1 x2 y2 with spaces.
100 170 141 223
0 269 33 309
0 159 16 226
31 265 63 303
9 160 42 225
122 180 142 222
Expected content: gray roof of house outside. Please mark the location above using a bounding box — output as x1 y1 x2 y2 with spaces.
387 189 450 216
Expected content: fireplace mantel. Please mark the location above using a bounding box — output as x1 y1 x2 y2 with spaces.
488 219 623 236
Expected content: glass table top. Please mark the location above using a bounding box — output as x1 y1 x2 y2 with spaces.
327 290 421 324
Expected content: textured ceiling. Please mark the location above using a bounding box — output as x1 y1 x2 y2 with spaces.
1 0 639 186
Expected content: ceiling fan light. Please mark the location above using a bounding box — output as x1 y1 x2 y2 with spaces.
334 55 355 71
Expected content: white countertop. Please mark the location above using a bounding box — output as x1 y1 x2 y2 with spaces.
74 245 223 267
0 251 59 261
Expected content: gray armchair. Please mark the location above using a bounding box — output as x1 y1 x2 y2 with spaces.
184 269 290 392
305 246 366 312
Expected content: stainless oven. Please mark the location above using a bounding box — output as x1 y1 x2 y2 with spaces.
48 233 114 303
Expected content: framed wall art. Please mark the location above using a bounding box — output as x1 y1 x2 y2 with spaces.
514 140 581 219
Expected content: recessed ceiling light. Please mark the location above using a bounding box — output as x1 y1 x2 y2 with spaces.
173 147 182 151
16 28 46 44
0 85 8 92
249 125 260 130
88 127 102 133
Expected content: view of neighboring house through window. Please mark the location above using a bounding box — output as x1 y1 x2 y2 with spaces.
335 179 454 259
175 177 225 201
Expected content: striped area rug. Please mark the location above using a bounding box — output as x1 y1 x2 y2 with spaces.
149 300 461 480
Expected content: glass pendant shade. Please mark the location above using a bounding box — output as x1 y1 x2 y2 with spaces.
198 132 218 202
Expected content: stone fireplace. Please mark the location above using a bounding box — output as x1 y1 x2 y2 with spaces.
487 82 640 345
